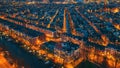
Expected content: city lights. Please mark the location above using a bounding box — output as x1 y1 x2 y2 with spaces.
0 0 120 68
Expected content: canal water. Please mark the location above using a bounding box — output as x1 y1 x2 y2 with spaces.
0 33 100 68
76 60 100 68
0 34 49 68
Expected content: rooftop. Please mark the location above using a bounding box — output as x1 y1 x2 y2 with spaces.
0 18 43 38
41 41 80 54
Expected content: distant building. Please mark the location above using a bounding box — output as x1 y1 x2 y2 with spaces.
83 0 109 4
61 33 83 45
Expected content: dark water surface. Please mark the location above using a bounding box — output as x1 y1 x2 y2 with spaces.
0 34 100 68
0 35 48 68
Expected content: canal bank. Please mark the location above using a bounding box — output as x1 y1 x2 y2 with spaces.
0 33 50 68
0 32 101 68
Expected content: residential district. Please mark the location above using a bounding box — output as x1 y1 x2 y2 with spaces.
0 0 120 68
